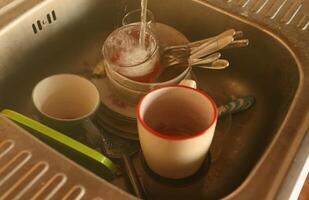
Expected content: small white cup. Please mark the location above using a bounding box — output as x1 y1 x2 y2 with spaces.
137 80 218 179
32 74 101 145
32 74 100 121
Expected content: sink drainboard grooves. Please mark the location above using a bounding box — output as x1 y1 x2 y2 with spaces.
62 185 86 200
250 0 271 13
1 162 49 200
225 0 309 30
0 140 15 159
280 2 303 24
30 173 68 200
0 117 133 199
265 0 289 19
0 150 32 187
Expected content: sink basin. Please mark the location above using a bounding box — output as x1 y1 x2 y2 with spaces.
0 0 308 199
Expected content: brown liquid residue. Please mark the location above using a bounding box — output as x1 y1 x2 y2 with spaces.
41 98 84 120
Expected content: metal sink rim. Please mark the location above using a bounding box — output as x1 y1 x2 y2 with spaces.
0 0 308 199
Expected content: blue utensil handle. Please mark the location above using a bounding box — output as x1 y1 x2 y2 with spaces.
218 96 255 117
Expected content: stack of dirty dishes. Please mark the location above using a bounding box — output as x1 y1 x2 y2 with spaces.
91 9 248 140
91 9 194 139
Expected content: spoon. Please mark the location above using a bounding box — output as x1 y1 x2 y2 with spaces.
161 29 236 67
167 52 229 70
191 59 229 70
162 29 238 54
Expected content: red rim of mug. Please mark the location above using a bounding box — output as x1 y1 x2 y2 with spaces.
137 85 218 141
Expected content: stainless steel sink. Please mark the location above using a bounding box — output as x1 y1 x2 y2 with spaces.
0 0 308 199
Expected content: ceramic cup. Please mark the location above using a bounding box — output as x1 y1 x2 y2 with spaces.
32 74 101 147
137 80 218 179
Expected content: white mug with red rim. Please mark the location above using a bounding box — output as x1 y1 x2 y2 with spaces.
137 79 218 179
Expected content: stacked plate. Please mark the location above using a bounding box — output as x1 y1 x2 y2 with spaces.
91 70 196 140
94 103 139 140
91 23 195 140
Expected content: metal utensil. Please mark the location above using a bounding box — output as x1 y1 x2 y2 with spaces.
188 30 243 49
82 118 144 198
167 52 229 70
191 59 229 70
99 132 145 198
164 51 221 68
161 29 248 67
190 33 234 58
223 39 249 50
162 29 237 53
193 52 222 64
161 35 232 67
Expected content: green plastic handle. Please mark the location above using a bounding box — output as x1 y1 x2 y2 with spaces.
1 109 117 180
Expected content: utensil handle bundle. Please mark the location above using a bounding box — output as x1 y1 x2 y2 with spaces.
122 154 145 198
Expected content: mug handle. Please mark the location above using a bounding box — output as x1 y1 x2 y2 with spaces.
179 79 197 89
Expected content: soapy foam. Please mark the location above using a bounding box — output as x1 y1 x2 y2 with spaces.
118 46 150 66
106 27 155 67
